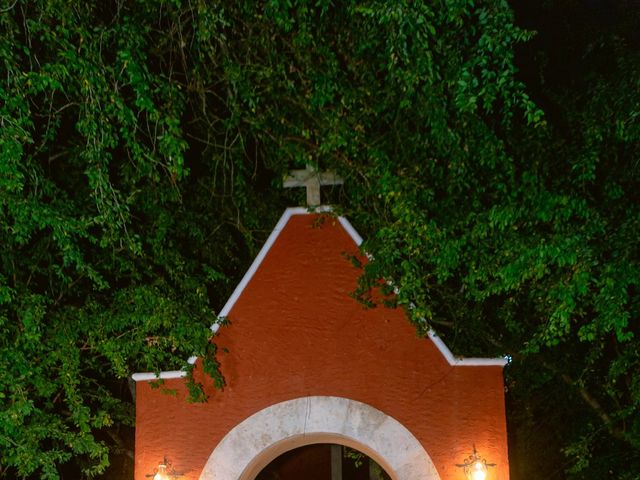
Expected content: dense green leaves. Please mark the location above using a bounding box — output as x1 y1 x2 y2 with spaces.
0 0 638 479
0 1 278 477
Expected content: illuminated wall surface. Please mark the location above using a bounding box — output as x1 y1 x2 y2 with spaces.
133 209 509 480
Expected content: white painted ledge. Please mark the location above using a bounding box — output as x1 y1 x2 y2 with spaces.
427 331 508 367
132 207 506 382
131 370 186 381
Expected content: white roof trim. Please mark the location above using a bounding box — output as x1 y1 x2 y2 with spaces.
133 208 336 382
217 207 337 318
132 207 505 382
337 216 363 246
131 370 186 381
427 330 507 367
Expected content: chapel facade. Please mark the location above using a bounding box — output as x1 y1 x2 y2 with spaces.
132 207 509 480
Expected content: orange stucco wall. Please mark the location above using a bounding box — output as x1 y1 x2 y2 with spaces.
134 213 509 480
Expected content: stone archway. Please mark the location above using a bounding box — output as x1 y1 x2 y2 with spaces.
199 396 441 480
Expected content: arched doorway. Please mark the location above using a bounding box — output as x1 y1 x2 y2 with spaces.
199 396 441 480
256 443 392 480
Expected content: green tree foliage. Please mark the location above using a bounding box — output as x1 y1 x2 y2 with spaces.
0 1 282 477
501 2 640 478
0 0 637 479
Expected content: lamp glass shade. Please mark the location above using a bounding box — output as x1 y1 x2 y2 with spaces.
153 464 167 480
470 460 487 480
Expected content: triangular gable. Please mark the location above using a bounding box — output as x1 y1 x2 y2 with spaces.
132 207 505 382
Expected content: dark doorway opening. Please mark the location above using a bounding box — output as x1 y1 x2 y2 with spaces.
255 443 392 480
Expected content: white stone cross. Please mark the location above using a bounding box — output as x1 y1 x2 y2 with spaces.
283 164 344 206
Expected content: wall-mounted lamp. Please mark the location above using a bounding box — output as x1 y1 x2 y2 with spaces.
456 446 495 480
153 463 167 480
146 457 182 480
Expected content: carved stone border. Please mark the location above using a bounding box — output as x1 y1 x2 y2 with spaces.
199 396 441 480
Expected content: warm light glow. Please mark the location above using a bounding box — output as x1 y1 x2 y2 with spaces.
153 464 167 480
470 460 487 480
456 447 494 480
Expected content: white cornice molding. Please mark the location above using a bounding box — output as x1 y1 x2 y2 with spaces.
132 207 506 382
